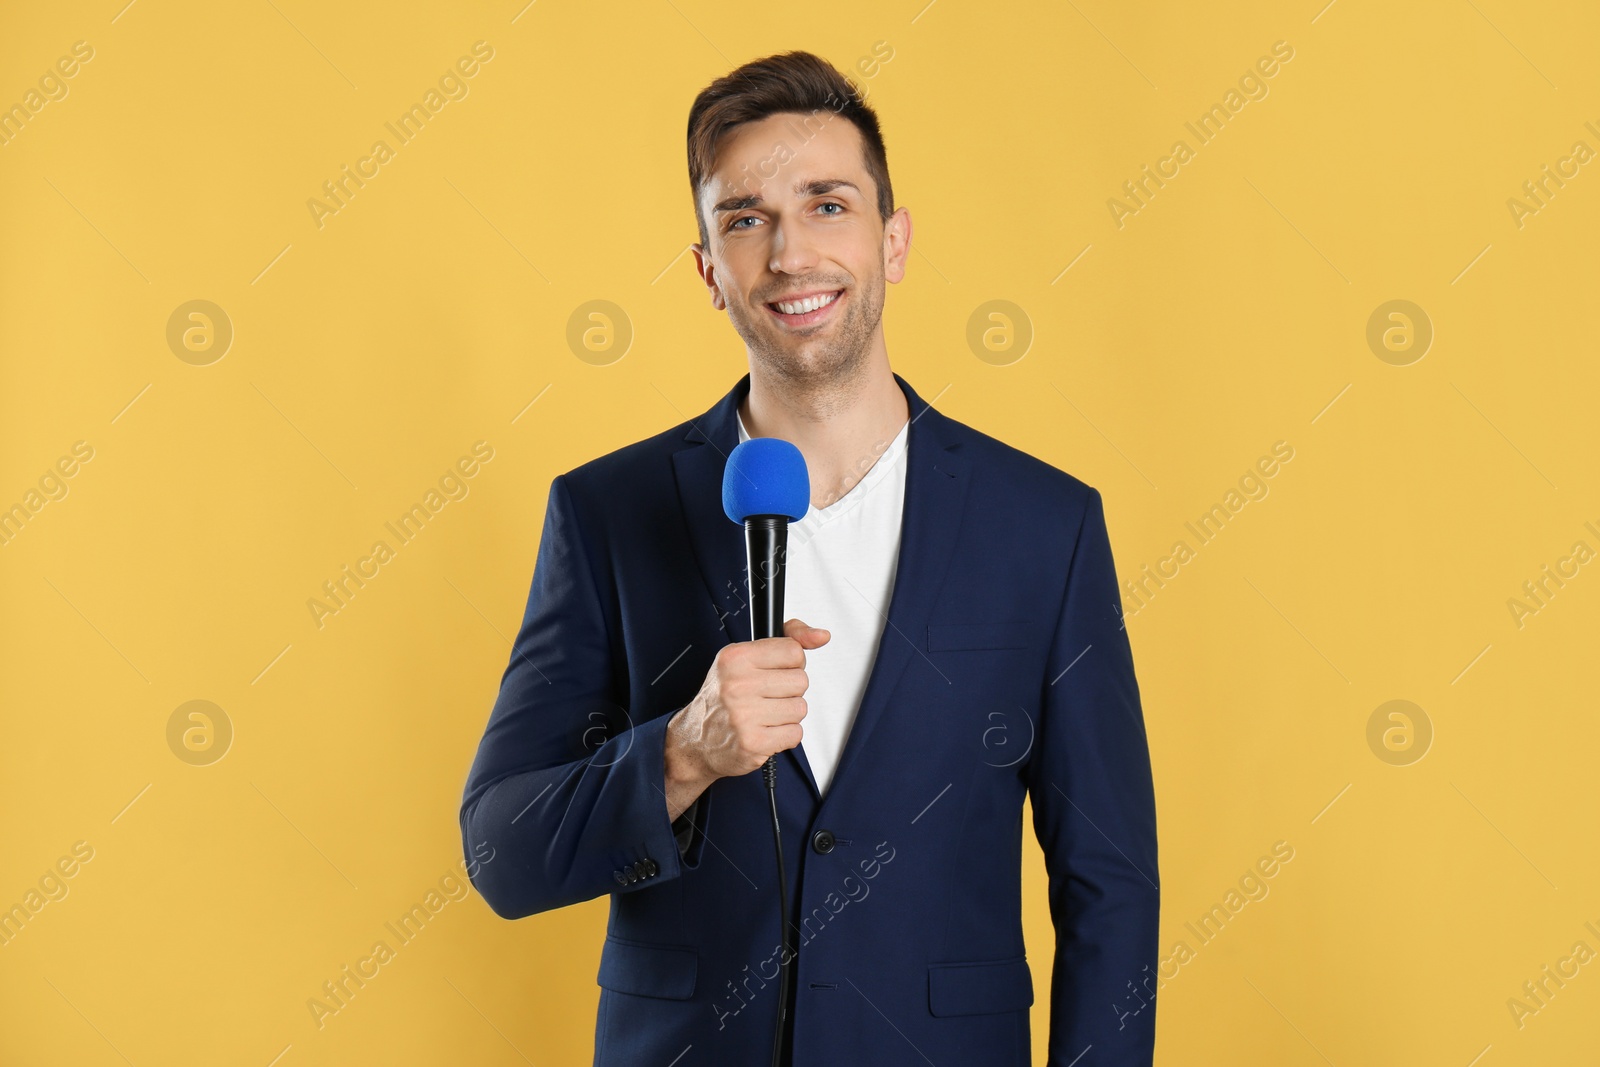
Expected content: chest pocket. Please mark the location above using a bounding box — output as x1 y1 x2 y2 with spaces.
926 621 1032 652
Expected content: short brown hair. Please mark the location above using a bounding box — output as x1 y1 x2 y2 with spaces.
687 51 894 249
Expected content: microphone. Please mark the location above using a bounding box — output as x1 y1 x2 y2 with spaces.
722 435 809 1067
722 436 811 642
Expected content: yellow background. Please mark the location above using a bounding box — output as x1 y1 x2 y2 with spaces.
2 0 1597 1063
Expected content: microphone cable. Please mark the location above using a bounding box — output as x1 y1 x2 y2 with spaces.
764 753 791 1067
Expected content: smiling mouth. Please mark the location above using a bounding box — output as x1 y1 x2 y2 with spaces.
765 289 844 327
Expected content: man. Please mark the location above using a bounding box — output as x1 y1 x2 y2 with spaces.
459 50 1160 1066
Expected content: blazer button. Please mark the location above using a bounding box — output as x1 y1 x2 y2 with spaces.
811 829 836 855
614 869 628 886
643 859 659 876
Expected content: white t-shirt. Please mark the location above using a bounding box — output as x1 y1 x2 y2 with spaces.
735 409 911 798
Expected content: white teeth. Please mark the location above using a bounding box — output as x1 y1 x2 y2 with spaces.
774 291 839 316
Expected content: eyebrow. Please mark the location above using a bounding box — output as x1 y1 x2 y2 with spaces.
713 178 862 216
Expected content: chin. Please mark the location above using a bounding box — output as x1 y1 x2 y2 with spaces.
760 342 864 384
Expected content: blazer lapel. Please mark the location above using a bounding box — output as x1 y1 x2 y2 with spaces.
823 373 971 801
671 375 757 643
669 371 970 806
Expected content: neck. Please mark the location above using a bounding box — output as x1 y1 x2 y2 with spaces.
740 352 910 513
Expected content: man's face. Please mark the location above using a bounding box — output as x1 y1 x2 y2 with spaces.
692 111 910 388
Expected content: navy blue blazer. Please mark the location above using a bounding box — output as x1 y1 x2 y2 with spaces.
459 371 1160 1065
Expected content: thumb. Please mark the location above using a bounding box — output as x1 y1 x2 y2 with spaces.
784 617 831 647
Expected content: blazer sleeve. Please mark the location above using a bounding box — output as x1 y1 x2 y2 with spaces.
459 474 691 919
1025 486 1161 1065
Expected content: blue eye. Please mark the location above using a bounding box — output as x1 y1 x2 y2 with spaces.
819 202 843 215
730 216 757 230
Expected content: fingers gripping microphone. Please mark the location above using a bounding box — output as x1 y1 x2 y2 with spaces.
722 436 809 1067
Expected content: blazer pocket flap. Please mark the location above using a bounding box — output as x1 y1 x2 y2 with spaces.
927 621 1032 652
928 956 1034 1017
597 937 698 1000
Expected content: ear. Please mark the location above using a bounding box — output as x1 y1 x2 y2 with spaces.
691 242 728 311
882 206 912 284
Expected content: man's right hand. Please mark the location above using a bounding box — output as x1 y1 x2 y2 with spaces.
663 618 830 818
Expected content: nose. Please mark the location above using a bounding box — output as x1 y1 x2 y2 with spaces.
767 216 821 276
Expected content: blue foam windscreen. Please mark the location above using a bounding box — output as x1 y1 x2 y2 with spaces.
722 437 811 523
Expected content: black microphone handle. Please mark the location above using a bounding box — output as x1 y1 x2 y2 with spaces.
743 515 789 642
